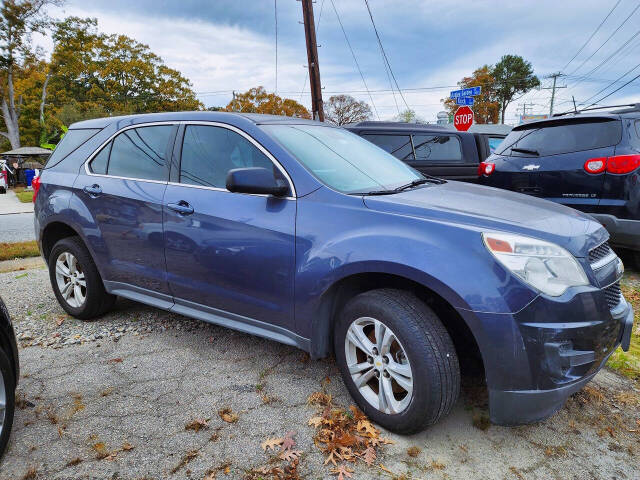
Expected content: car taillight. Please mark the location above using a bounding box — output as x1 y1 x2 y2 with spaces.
583 154 640 175
478 161 495 176
32 175 41 203
584 157 606 174
606 154 640 174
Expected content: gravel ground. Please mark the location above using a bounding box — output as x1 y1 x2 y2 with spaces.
0 262 638 479
0 212 35 242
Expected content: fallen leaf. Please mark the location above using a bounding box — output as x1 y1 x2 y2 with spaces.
279 449 302 462
282 431 297 451
107 358 123 364
261 437 284 452
185 418 209 432
218 407 238 423
56 316 65 326
330 465 353 479
121 442 134 451
308 416 323 428
362 446 376 465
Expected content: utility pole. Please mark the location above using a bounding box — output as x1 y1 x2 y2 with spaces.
542 73 566 116
301 0 324 121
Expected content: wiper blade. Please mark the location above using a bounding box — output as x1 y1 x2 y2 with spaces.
352 178 443 196
511 147 540 156
392 178 433 192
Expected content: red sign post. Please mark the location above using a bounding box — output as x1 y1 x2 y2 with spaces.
454 106 474 131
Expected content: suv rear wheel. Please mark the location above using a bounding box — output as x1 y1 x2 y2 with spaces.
49 237 116 320
334 289 460 434
0 348 15 459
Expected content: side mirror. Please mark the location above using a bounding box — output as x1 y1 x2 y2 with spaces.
226 167 289 197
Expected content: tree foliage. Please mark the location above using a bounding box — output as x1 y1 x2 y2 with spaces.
0 10 202 150
395 108 425 124
493 54 540 122
442 55 539 125
443 65 499 124
225 86 310 118
325 94 372 125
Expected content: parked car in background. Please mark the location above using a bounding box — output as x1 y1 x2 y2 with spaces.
0 297 18 459
345 121 505 182
479 105 640 265
33 112 633 433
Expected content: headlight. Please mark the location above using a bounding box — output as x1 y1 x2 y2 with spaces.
482 232 589 296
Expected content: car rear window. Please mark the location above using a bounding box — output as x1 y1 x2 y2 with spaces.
43 128 101 169
496 118 622 156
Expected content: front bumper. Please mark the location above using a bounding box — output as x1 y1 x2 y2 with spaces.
461 290 634 426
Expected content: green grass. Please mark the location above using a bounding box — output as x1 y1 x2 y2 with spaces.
0 240 40 261
607 279 640 382
15 190 34 202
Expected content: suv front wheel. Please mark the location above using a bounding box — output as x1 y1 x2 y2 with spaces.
334 289 460 434
49 237 116 320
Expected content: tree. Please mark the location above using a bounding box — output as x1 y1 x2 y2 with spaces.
395 108 425 124
49 17 202 117
443 65 499 124
225 87 310 118
325 94 372 125
493 54 540 123
0 0 62 149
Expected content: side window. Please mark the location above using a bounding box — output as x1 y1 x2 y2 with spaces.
105 126 173 181
488 136 504 153
361 134 414 161
180 125 277 189
89 144 110 174
412 135 463 163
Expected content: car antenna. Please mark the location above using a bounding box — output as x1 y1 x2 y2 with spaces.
572 96 578 114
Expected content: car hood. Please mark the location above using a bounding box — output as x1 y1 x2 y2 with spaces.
362 181 607 257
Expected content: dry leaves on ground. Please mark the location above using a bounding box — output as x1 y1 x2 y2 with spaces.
306 392 396 477
185 418 209 432
218 407 238 423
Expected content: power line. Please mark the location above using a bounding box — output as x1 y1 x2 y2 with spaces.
363 0 410 113
329 0 380 119
567 2 640 77
561 0 622 71
580 61 640 106
583 70 640 108
568 28 640 90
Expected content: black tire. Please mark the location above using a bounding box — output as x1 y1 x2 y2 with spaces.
48 236 116 320
334 289 460 434
0 348 15 459
634 251 640 271
0 186 6 194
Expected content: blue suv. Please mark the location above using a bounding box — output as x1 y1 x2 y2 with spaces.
34 112 634 433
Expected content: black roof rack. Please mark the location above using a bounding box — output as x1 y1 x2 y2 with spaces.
553 103 640 117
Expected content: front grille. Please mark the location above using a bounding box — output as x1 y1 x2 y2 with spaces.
589 241 613 264
604 282 622 310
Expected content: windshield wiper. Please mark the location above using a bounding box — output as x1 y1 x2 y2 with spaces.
351 178 442 196
510 147 540 156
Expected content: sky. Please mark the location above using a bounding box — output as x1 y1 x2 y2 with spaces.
42 0 640 124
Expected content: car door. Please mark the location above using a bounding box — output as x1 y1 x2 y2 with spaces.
163 123 296 330
410 133 475 181
74 123 177 298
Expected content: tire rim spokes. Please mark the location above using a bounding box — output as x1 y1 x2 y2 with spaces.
345 317 413 414
55 252 86 308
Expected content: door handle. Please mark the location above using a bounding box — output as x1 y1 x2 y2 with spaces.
83 184 102 197
167 201 194 215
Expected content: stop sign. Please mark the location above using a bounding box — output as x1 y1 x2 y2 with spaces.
454 106 474 131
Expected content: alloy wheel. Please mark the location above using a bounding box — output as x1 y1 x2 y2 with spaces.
344 316 413 414
55 252 87 308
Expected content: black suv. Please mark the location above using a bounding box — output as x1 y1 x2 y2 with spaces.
346 122 503 182
480 105 640 263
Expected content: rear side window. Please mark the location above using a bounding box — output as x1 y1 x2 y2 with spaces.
180 125 275 189
488 136 504 153
89 125 173 181
361 134 414 161
412 134 462 163
44 128 100 169
496 119 622 156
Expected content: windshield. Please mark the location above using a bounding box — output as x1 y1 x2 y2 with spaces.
262 124 422 193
